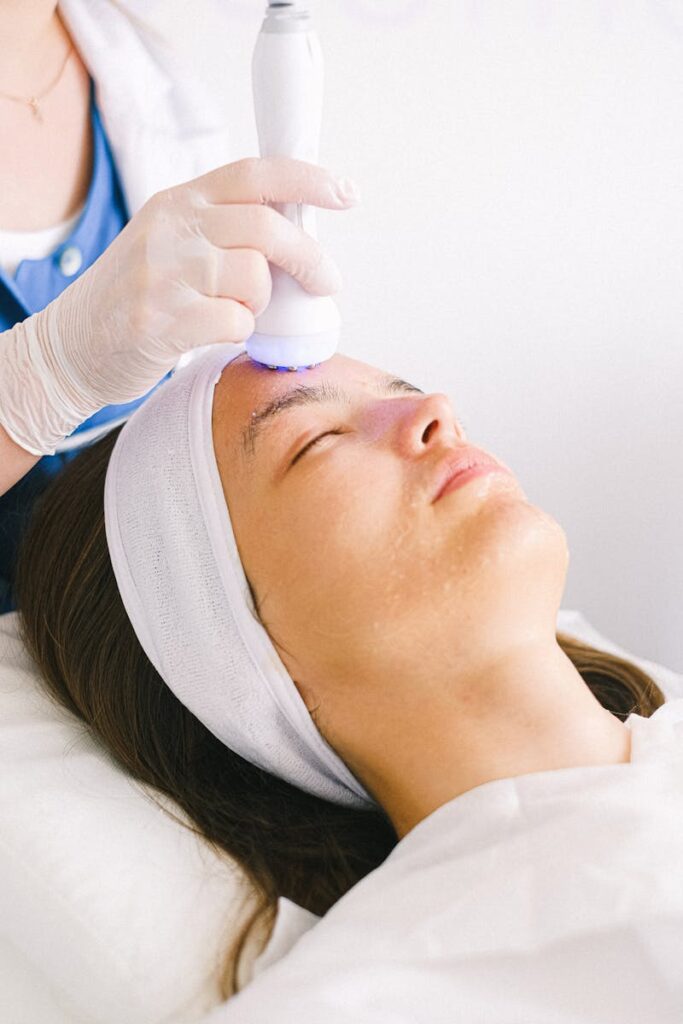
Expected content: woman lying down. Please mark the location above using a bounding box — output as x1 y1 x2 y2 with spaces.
14 344 683 1023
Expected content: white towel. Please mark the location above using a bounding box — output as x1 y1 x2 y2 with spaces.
103 343 374 808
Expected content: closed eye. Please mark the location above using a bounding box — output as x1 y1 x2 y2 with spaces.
290 429 345 467
287 379 427 468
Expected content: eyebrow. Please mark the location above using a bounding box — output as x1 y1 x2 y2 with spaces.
241 376 424 458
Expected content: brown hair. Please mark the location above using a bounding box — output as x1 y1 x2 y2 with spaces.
13 426 666 996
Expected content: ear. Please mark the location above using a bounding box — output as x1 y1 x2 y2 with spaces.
292 676 322 720
268 640 319 715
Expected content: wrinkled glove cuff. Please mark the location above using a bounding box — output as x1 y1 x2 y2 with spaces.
0 304 95 457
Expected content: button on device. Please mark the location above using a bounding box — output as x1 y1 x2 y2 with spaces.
59 245 83 277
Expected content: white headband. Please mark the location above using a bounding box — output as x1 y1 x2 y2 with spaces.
103 344 374 809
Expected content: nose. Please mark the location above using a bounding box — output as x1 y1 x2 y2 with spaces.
398 392 464 456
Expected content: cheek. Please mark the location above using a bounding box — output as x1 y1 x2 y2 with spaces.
256 454 405 635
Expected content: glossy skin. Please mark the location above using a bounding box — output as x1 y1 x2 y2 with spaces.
213 353 632 838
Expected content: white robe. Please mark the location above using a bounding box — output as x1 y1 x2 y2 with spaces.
57 0 231 215
203 696 683 1023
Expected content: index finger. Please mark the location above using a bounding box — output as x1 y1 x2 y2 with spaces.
191 155 358 209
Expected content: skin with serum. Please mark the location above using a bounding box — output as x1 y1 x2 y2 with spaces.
212 351 632 839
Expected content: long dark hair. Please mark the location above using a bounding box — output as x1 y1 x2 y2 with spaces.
13 426 666 996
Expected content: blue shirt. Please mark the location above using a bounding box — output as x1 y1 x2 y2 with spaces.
0 82 171 613
0 81 171 439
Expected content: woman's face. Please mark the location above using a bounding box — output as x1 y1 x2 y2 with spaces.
212 352 568 737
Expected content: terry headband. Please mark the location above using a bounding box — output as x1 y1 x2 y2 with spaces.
103 343 374 809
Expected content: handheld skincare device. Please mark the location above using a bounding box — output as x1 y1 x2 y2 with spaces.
247 0 341 371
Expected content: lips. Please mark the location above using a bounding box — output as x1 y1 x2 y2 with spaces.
431 446 509 503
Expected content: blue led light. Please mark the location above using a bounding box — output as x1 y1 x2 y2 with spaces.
248 358 319 372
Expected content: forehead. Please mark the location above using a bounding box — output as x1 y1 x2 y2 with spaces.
219 349 382 398
212 350 386 446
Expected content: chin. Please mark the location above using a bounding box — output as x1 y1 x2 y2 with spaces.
448 490 567 575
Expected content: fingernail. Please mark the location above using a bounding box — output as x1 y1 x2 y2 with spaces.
334 176 362 205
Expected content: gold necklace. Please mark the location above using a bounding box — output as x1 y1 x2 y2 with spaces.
0 44 73 123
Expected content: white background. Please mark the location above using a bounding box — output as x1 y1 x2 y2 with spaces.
196 0 683 671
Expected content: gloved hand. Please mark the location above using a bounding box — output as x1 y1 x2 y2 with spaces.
0 156 360 456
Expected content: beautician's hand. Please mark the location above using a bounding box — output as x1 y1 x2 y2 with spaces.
0 156 359 457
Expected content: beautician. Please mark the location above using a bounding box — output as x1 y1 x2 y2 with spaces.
0 0 359 613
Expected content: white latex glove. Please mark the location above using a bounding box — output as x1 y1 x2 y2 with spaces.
0 156 360 456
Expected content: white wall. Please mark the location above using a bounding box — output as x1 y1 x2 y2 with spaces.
200 0 683 671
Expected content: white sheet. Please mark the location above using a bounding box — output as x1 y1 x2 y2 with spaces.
201 674 683 1023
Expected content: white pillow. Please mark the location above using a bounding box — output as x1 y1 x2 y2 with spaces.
1 607 681 1024
0 611 264 1024
556 607 683 700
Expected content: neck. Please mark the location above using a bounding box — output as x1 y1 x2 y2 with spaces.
0 2 64 90
341 634 633 840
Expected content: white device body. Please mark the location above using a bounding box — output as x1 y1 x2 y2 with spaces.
247 2 341 370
